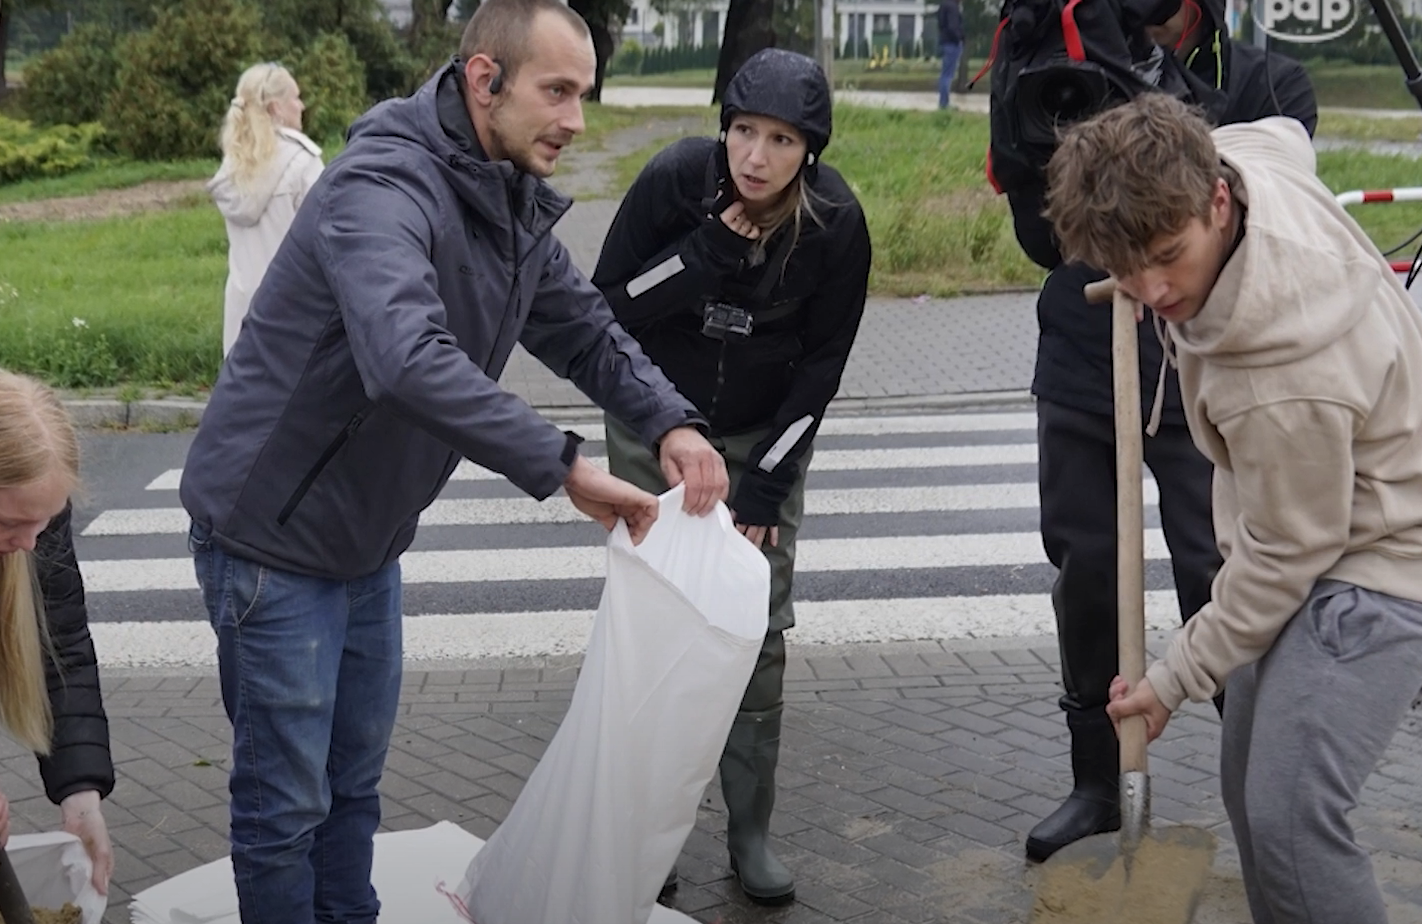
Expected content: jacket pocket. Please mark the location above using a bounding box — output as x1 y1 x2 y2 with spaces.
277 410 367 525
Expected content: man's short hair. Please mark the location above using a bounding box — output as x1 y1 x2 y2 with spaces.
459 0 591 83
1044 92 1221 276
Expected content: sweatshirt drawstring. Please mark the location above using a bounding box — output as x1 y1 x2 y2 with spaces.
1146 313 1176 438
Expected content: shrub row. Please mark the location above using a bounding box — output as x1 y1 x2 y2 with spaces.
0 116 106 184
18 0 399 162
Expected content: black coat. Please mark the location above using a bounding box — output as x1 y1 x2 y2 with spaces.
938 0 965 44
1022 38 1317 422
34 505 114 805
592 137 871 525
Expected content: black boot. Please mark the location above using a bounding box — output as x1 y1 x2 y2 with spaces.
1025 708 1120 862
721 707 795 905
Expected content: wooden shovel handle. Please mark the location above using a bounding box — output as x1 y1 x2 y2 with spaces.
1109 286 1148 776
1085 278 1117 304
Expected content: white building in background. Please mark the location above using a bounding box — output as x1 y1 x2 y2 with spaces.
379 1 466 27
619 0 943 56
382 0 413 26
620 0 729 49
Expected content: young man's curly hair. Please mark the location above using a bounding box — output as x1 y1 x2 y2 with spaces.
1044 93 1223 276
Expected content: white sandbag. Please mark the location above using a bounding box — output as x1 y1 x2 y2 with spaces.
459 485 770 924
7 831 105 924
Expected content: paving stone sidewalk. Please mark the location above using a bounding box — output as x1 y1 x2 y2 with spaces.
7 635 1422 923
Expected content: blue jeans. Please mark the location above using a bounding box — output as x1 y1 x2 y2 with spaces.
191 523 403 924
939 41 964 108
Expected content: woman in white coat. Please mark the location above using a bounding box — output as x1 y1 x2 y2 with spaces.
209 63 324 356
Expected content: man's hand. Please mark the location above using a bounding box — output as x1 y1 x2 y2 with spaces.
564 455 659 544
735 521 779 550
1106 675 1172 743
60 790 112 896
658 426 729 516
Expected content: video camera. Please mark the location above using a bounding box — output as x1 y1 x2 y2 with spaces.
985 0 1201 198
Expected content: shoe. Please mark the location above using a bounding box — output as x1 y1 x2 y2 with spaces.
721 707 796 905
1025 708 1121 862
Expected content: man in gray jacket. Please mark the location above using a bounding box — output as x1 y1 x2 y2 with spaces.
180 1 726 920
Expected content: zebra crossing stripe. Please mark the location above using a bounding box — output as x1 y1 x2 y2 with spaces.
89 590 1185 668
78 529 1172 593
90 480 1164 536
142 441 1044 493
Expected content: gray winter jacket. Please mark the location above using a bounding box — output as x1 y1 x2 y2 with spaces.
181 64 703 580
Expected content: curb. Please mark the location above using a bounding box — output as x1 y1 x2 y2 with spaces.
62 390 1035 431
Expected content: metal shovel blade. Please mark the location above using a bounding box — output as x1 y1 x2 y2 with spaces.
1030 823 1216 924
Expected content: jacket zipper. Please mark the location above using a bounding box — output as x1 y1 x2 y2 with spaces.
707 340 728 425
489 186 525 364
277 411 367 525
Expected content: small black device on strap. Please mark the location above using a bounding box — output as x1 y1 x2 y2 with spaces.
698 153 801 340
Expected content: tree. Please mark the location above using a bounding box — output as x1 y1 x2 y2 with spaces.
0 0 58 97
410 0 456 42
714 0 773 102
567 0 629 101
1 0 12 97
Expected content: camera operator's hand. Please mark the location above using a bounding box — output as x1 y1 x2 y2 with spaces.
719 201 762 241
736 522 780 550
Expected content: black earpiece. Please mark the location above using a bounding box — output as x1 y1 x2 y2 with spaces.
489 61 505 94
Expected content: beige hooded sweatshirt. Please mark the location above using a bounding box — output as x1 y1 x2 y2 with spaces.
1146 116 1422 712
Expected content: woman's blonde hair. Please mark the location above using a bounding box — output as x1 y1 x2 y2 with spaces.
0 369 80 754
219 62 299 189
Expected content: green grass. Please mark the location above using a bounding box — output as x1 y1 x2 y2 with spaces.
583 101 716 143
0 206 226 387
1316 109 1422 142
1322 147 1422 260
829 107 1042 295
1305 63 1422 110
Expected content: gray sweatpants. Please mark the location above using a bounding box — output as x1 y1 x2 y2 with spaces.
1221 579 1422 923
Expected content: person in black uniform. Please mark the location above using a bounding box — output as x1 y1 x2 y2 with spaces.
1017 0 1318 862
0 369 115 893
592 48 871 906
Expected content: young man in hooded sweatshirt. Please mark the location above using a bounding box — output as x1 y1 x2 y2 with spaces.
1014 0 1316 862
1047 91 1422 924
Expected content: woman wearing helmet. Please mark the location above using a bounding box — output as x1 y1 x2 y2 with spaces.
592 48 871 906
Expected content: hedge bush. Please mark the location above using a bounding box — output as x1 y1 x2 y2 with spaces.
18 24 119 127
0 116 105 184
296 32 371 145
103 0 268 160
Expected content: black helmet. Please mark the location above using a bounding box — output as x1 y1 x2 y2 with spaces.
720 49 833 162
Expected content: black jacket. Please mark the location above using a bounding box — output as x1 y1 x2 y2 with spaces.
34 505 114 805
181 66 702 580
938 0 965 44
593 137 871 525
1028 35 1317 423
